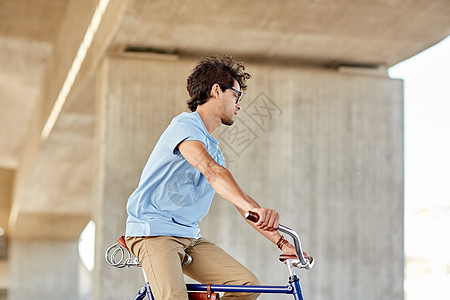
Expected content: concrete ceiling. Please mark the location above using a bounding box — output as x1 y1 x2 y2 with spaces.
111 0 450 66
1 0 449 239
0 0 68 169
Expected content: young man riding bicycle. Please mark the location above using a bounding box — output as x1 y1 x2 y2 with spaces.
125 56 297 300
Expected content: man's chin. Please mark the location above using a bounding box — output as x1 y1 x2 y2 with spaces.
222 118 235 126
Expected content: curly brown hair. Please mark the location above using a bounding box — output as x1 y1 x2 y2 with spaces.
186 56 251 111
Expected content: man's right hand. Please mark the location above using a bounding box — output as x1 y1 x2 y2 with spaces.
251 208 280 232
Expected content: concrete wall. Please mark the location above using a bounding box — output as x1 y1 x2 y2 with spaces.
9 239 80 299
93 56 403 300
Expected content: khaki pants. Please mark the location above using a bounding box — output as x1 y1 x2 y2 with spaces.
126 236 261 300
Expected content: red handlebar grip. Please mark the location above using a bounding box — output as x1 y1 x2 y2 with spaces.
279 254 297 262
245 211 260 222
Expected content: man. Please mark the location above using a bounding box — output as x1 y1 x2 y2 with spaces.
125 56 296 300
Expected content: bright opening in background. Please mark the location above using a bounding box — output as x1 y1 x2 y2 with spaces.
79 220 95 272
389 36 450 300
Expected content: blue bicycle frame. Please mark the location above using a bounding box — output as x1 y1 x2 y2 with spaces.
133 278 305 300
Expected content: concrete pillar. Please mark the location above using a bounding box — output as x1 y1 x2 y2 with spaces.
92 56 403 300
9 239 79 299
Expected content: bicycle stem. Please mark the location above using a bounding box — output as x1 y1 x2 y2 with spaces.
277 224 312 269
245 211 314 269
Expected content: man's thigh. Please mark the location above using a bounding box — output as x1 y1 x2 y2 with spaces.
126 236 195 300
183 238 260 286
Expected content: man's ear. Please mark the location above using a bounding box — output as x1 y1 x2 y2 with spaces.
210 83 221 99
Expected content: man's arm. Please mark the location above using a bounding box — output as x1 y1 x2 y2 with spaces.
177 140 279 231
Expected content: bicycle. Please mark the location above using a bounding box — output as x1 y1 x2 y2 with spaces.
105 211 315 300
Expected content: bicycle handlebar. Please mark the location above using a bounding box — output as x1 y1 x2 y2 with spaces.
245 211 314 270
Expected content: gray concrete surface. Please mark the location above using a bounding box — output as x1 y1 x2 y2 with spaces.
92 56 403 299
9 239 80 299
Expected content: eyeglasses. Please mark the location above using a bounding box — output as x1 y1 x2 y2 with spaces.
219 84 243 104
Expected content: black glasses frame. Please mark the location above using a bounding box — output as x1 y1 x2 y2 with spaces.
218 84 243 104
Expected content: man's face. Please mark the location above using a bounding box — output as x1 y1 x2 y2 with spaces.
221 80 242 126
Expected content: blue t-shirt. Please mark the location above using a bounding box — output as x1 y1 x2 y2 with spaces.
125 111 224 238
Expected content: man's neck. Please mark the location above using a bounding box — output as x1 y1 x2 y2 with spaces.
196 105 221 135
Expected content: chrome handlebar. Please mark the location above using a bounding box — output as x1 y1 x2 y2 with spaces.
278 224 314 270
245 211 314 270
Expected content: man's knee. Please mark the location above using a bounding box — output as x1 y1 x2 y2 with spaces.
222 276 261 300
238 270 261 287
246 273 261 286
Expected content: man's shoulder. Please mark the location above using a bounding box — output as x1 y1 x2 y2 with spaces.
171 111 202 127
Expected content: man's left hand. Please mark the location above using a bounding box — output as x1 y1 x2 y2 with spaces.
281 242 308 259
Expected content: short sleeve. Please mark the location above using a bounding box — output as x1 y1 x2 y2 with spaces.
165 116 207 155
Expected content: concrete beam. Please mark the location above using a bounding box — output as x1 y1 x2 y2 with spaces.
8 0 130 240
0 37 52 169
40 0 130 140
9 81 95 240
